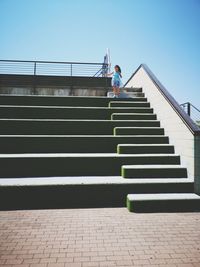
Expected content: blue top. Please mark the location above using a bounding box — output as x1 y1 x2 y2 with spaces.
112 71 121 81
112 71 123 87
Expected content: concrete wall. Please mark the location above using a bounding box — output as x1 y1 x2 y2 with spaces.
195 136 200 193
0 86 108 96
0 74 111 96
125 66 200 193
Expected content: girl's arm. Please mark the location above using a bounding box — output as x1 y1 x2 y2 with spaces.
107 72 114 77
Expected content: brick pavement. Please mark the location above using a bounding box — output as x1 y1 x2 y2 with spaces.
0 208 200 267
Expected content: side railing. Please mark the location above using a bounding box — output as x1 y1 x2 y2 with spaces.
180 102 200 127
125 64 200 135
124 64 200 190
0 60 111 92
0 59 108 77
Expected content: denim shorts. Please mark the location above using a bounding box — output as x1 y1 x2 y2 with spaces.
112 79 120 88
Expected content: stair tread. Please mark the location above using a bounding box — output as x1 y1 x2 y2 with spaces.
127 193 200 201
0 94 144 99
0 177 193 187
123 164 186 169
115 127 162 129
0 105 151 110
109 101 146 104
118 144 173 146
112 113 154 115
0 118 158 122
0 134 165 138
0 153 180 158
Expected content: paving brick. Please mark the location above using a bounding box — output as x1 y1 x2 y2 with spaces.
40 257 57 263
0 208 200 267
48 264 65 267
33 253 50 259
66 252 82 257
29 263 47 267
0 259 6 265
73 257 90 262
4 259 23 265
64 263 81 267
23 258 40 264
57 257 74 263
99 262 116 266
90 256 107 262
116 260 133 266
131 259 150 265
82 262 100 267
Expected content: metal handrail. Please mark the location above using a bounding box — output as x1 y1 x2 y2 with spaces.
0 59 108 77
125 64 200 136
180 102 200 114
180 102 200 126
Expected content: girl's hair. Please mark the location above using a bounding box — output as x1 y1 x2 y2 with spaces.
115 65 121 73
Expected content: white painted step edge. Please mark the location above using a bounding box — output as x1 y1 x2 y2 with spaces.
127 193 200 201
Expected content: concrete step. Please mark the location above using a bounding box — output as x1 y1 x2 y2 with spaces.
117 144 175 154
122 165 187 178
0 95 147 107
111 113 157 120
0 154 180 178
107 92 145 97
0 106 154 119
0 135 168 153
0 119 163 135
114 127 164 136
0 178 193 210
123 87 142 92
123 87 143 92
127 193 200 212
121 87 142 92
109 101 150 108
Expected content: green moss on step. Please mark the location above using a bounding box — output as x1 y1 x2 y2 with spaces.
126 197 134 212
117 145 120 154
121 166 125 178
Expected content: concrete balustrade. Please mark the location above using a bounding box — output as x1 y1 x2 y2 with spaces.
125 65 200 195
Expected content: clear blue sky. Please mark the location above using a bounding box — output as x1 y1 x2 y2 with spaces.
0 0 200 107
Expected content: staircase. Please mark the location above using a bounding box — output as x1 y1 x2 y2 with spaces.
0 88 199 211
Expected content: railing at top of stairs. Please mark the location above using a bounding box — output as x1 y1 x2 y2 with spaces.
180 102 200 127
0 59 109 77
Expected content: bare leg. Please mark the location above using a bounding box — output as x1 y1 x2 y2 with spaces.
116 87 120 96
113 86 117 96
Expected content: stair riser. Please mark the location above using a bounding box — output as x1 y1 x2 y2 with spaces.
0 136 169 153
111 114 157 120
0 183 193 210
109 102 150 108
122 168 187 178
127 199 200 213
0 107 153 119
114 128 164 136
0 96 147 107
0 156 180 178
120 92 145 97
124 87 143 92
117 145 175 154
0 121 163 135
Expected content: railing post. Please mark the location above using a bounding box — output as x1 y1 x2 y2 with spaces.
33 61 37 94
70 64 72 76
34 62 37 76
187 102 191 117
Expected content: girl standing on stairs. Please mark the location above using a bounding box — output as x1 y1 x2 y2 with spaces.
107 65 122 98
